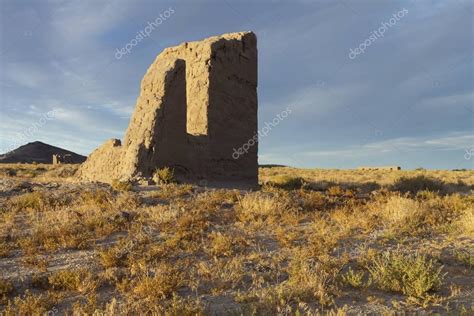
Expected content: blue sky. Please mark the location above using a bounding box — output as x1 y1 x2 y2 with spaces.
0 0 472 169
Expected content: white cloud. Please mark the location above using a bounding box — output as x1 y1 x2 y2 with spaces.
298 133 474 159
49 0 134 47
5 62 49 89
263 82 368 116
417 92 474 109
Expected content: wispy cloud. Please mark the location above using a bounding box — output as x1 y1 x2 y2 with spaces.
5 62 49 89
417 92 474 109
0 0 472 168
298 133 474 159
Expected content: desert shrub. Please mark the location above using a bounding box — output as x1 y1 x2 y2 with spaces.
0 279 15 303
44 165 78 178
284 253 341 305
12 192 47 212
391 175 445 194
153 167 176 184
111 179 133 192
92 296 206 315
266 175 305 190
48 270 82 291
207 231 247 257
78 189 113 211
49 269 98 294
341 267 365 288
8 191 68 213
115 191 141 210
453 250 474 268
3 290 54 315
237 192 289 223
381 196 421 232
452 206 474 237
366 250 444 298
131 265 183 300
358 181 381 193
2 168 17 177
0 242 11 258
151 183 195 200
99 247 126 269
171 209 212 246
208 232 234 257
98 238 140 268
327 186 342 196
378 194 467 235
296 190 326 212
421 194 469 228
196 257 246 293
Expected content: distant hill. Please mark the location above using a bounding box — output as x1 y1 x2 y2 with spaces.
0 141 87 164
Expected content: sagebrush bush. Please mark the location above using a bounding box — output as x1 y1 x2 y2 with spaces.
78 190 113 211
3 290 54 315
111 179 133 191
0 279 15 303
381 196 421 231
153 167 176 184
9 192 53 213
132 265 183 300
266 175 305 190
208 232 234 257
453 206 474 237
285 252 340 305
392 175 445 194
237 192 288 223
342 267 365 288
48 270 82 291
366 250 444 298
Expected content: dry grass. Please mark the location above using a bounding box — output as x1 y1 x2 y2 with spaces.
0 164 473 314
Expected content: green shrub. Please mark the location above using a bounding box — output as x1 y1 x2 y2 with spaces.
454 250 474 268
153 167 176 185
342 267 365 288
366 250 444 298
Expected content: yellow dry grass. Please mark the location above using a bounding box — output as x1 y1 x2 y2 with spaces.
0 164 473 314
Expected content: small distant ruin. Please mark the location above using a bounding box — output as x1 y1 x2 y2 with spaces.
357 166 401 171
79 32 258 185
52 154 74 165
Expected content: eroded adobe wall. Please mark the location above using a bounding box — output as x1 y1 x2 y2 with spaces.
121 58 188 178
208 32 258 182
77 139 124 182
79 32 258 185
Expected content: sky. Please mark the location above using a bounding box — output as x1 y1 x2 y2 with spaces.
0 0 472 170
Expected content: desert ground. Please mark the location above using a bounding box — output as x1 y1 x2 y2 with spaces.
0 164 473 315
